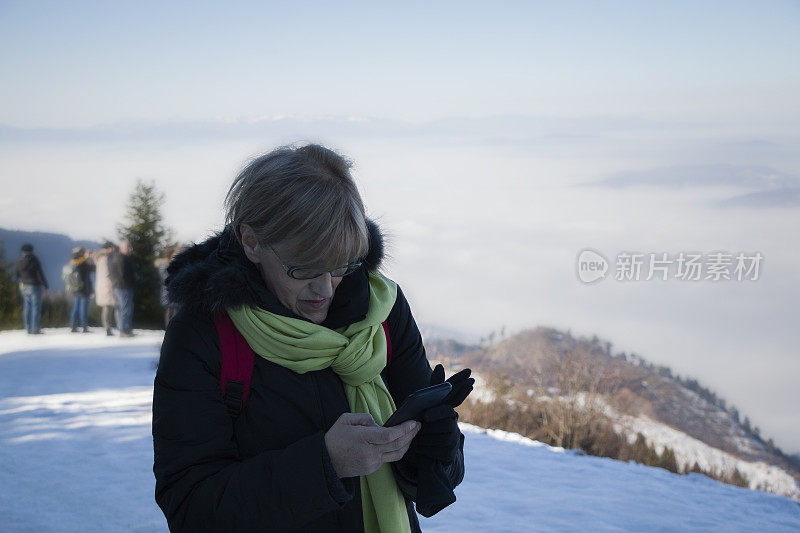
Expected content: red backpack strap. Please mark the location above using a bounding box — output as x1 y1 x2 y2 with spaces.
213 312 255 418
381 320 392 365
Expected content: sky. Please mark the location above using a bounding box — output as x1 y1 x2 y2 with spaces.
1 1 799 126
1 1 799 452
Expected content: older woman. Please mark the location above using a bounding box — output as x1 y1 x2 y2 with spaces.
152 144 472 532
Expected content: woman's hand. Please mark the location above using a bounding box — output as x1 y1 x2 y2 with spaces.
324 413 420 478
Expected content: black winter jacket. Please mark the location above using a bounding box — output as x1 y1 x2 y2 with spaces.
14 252 48 289
152 220 465 532
108 251 136 290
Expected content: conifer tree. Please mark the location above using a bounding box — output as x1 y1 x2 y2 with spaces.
645 442 660 467
659 447 679 473
727 468 749 488
117 179 173 329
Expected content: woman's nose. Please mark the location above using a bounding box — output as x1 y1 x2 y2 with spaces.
309 272 335 298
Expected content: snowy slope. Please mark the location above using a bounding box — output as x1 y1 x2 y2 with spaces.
1 329 799 532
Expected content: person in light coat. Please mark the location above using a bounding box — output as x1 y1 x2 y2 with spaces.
93 242 118 336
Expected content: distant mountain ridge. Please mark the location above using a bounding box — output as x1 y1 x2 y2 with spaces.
0 228 103 292
421 324 800 500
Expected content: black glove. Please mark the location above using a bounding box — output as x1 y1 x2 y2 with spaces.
408 404 460 464
435 364 474 409
409 364 474 517
408 365 474 463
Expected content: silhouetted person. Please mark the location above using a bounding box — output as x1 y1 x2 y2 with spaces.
63 247 95 333
14 243 48 334
109 240 136 337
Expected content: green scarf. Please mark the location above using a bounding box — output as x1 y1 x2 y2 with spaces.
227 270 412 533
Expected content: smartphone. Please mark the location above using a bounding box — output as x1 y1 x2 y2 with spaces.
383 382 452 427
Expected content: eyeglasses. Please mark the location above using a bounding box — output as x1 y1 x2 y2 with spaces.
265 242 362 280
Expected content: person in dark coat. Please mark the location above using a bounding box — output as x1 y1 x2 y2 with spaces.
108 240 136 337
14 243 49 334
63 247 96 333
152 144 472 532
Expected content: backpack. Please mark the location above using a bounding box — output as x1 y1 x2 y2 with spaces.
214 312 393 419
62 263 84 293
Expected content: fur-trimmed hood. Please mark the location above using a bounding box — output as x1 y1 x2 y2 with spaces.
165 218 386 330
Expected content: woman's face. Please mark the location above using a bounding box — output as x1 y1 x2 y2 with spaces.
241 225 342 324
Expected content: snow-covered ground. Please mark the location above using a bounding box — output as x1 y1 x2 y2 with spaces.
1 329 799 532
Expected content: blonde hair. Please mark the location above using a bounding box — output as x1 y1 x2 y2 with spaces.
224 143 369 269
